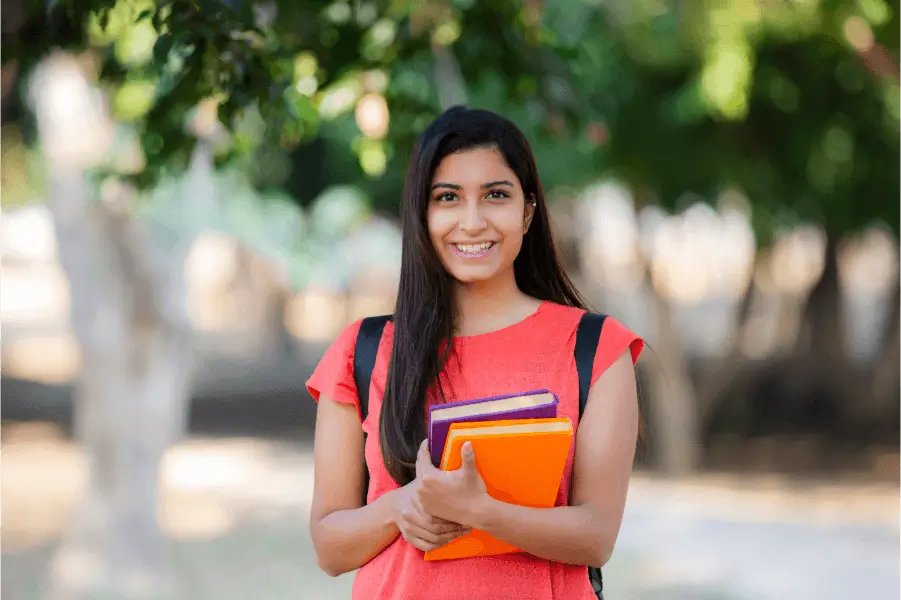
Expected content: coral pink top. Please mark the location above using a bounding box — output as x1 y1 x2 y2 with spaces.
306 301 643 600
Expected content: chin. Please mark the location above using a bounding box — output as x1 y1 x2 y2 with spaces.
447 265 500 284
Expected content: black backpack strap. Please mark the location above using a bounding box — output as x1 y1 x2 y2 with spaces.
574 312 607 419
353 315 392 423
573 311 607 599
352 314 392 505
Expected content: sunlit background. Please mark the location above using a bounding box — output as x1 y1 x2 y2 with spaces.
1 0 898 599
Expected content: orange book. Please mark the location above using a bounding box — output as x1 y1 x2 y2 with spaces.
423 417 573 561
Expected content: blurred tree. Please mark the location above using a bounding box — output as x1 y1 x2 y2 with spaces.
6 0 895 238
535 0 899 473
2 0 585 186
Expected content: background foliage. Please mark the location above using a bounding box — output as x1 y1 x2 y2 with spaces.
3 0 897 243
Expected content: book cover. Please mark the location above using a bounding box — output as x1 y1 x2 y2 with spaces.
423 417 573 562
428 389 559 467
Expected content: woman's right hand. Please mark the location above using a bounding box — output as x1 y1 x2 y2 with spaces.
391 479 470 552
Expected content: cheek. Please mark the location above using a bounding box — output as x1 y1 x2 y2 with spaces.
502 231 525 260
498 211 527 243
491 212 526 262
427 208 454 247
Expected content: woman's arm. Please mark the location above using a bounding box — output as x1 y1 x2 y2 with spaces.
470 502 605 566
415 350 639 567
472 350 639 566
309 395 400 577
310 396 469 576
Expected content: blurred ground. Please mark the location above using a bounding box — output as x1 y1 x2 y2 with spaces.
2 421 897 600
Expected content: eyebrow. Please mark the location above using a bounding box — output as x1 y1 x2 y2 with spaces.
430 180 515 191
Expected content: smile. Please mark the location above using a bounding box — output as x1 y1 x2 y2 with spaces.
450 242 497 259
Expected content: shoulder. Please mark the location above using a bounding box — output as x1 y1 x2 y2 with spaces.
540 301 643 379
334 318 367 352
535 301 587 328
327 315 393 358
590 314 643 384
537 302 634 340
304 315 393 410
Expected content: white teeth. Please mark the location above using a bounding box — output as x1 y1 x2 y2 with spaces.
455 242 493 253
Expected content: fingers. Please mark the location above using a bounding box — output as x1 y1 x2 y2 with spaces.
404 522 465 546
410 496 463 533
399 495 471 551
461 441 476 470
415 439 429 479
426 517 467 536
411 497 459 533
416 439 433 476
407 499 464 535
401 524 469 552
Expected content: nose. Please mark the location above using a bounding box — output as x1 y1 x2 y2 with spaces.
459 197 487 234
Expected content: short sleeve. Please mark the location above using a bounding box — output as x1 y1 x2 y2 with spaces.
305 319 363 420
590 316 644 386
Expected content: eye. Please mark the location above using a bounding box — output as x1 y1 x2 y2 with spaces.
435 192 458 203
486 189 510 200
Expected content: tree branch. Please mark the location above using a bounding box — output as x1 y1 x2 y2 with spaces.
47 168 129 349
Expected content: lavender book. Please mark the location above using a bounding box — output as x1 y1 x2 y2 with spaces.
427 389 559 467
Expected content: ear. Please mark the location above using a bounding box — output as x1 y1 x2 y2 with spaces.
524 195 537 233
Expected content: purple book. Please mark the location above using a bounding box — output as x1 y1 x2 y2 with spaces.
427 389 559 467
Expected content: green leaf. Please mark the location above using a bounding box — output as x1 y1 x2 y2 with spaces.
99 8 111 30
153 34 173 65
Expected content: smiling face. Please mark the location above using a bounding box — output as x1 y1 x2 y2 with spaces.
427 146 534 284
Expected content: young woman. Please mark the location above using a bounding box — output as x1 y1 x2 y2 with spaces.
306 106 643 600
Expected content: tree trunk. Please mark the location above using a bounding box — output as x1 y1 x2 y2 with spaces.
432 45 467 110
794 233 844 363
27 54 215 600
870 283 900 414
47 329 192 600
645 292 701 475
696 276 757 425
42 155 204 600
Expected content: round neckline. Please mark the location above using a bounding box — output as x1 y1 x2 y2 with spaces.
452 300 549 342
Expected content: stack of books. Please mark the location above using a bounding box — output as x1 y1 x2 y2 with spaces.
424 389 573 561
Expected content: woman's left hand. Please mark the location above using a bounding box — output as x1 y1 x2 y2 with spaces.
415 439 489 527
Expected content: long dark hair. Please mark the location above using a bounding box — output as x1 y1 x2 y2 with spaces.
379 106 589 485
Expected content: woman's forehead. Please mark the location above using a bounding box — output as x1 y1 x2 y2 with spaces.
432 148 518 186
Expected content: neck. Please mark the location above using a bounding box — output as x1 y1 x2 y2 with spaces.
453 268 533 336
